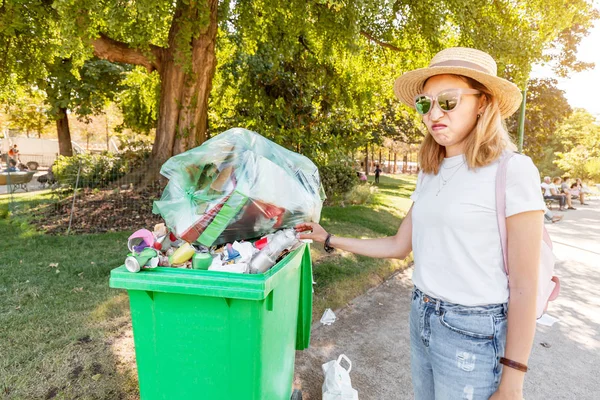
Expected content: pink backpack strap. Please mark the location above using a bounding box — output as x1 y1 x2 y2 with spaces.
495 153 513 276
495 152 553 276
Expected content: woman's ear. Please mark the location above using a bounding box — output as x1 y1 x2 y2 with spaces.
477 94 488 115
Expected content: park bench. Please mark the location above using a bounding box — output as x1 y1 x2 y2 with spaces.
0 171 35 193
545 197 561 210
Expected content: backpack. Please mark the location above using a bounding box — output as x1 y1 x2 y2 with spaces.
495 152 560 318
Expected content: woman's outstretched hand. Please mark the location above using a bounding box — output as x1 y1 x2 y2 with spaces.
295 222 329 243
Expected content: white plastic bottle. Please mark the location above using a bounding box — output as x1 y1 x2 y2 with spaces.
249 229 297 274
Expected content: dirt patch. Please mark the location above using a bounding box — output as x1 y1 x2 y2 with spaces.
69 365 84 381
110 323 138 378
30 186 164 234
44 387 59 400
91 362 103 375
77 335 92 345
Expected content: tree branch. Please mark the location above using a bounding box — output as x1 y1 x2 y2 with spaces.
92 33 164 73
360 31 406 52
298 36 315 55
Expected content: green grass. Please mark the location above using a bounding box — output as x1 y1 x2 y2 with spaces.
0 173 415 399
311 174 415 318
0 219 138 399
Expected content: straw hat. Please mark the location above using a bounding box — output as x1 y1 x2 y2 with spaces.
394 47 523 118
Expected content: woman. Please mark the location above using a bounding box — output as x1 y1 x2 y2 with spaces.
576 178 591 195
570 179 589 205
296 47 545 400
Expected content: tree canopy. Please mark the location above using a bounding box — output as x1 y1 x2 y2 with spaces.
553 109 600 180
1 0 598 169
506 78 573 168
1 87 52 138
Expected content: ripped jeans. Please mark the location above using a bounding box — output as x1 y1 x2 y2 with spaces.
410 287 508 400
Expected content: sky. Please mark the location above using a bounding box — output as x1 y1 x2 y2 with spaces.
530 22 600 117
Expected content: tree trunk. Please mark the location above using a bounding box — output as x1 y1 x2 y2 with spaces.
371 147 375 170
152 0 218 166
105 114 110 150
386 148 390 172
91 0 218 185
56 107 73 156
365 143 369 175
393 152 397 173
378 148 382 168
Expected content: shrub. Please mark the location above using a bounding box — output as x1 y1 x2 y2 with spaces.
54 153 127 188
114 131 153 168
345 184 376 205
319 164 358 203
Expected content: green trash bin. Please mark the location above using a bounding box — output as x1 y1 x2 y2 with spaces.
109 243 313 400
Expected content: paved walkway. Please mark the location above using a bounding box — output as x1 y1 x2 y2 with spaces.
294 198 600 399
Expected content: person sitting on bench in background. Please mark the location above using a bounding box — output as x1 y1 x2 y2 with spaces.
570 178 589 206
541 176 566 211
576 178 592 195
560 176 571 197
553 177 576 210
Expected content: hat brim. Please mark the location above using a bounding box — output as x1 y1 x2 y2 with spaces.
393 66 523 119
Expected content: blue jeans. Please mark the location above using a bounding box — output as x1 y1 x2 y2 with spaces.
410 287 508 400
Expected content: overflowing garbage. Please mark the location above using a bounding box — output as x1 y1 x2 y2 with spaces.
124 128 325 274
125 224 305 274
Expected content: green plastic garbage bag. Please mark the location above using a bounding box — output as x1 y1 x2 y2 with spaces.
152 128 326 246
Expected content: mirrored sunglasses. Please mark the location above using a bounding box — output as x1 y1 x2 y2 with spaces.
414 88 481 116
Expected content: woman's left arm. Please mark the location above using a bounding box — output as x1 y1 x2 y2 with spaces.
491 210 543 399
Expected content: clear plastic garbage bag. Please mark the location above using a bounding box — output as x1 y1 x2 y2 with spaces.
322 354 359 400
153 128 325 246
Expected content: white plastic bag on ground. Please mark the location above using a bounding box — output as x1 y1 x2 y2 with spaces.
320 308 337 325
322 354 359 400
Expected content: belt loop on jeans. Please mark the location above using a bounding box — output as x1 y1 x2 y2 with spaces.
503 302 508 316
435 299 441 315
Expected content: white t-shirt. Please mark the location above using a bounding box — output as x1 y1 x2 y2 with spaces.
540 182 554 197
410 152 545 306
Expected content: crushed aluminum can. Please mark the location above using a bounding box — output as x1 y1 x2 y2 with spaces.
125 256 141 273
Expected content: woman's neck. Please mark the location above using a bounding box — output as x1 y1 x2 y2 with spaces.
445 143 466 158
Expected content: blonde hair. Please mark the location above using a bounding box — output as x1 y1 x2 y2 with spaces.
418 76 516 174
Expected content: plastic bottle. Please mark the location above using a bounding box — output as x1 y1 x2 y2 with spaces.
169 242 195 265
249 229 298 274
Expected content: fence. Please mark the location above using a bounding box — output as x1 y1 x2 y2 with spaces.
19 153 56 169
0 153 53 169
1 155 166 235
